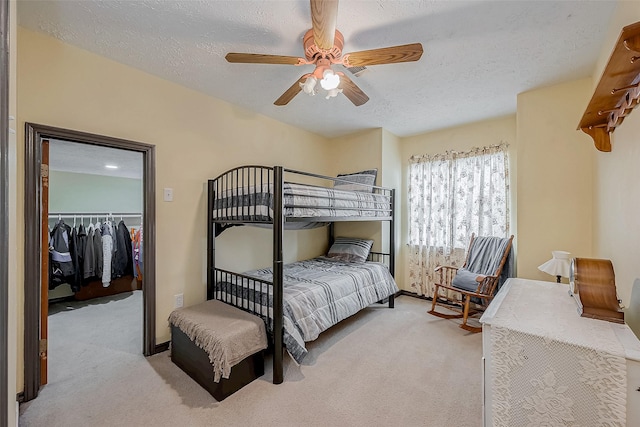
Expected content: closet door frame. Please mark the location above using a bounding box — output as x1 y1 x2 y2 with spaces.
23 123 156 402
1 0 10 423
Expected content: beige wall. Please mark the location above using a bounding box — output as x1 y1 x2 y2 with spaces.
8 1 18 423
328 129 385 251
381 130 403 285
15 27 333 393
327 129 403 282
592 0 640 307
516 78 595 282
399 116 517 291
329 128 383 176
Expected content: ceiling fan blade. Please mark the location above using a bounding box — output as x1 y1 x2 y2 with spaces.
225 52 302 65
339 74 369 106
344 43 423 67
274 76 307 106
311 0 338 50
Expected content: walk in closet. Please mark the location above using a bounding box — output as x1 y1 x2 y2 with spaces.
45 139 144 387
47 140 143 300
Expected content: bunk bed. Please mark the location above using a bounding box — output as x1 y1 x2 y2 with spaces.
206 166 398 384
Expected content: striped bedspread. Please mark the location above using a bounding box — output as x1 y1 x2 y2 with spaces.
216 257 398 363
212 182 392 221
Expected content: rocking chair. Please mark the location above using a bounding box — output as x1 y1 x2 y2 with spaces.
428 233 514 332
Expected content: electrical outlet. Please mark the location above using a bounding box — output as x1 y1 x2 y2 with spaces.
174 293 183 308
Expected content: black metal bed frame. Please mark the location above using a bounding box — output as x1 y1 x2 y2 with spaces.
206 165 395 384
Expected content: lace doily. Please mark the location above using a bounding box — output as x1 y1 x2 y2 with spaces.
484 279 627 426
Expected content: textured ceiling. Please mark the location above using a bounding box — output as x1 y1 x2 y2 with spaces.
18 0 617 138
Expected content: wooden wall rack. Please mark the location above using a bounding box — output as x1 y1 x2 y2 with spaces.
578 21 640 152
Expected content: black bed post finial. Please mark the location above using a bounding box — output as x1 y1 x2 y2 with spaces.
272 166 284 384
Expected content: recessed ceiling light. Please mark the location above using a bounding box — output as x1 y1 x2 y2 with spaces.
105 164 119 169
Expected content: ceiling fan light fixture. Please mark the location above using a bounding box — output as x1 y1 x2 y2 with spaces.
320 69 340 90
225 1 424 107
325 87 343 99
300 76 318 95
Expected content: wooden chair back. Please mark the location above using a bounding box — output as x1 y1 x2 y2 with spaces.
429 233 514 333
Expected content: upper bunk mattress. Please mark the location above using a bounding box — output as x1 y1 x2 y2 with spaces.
212 182 392 222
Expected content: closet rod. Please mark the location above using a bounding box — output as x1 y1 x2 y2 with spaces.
48 212 142 218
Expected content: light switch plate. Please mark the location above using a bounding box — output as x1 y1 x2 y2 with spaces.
163 188 173 202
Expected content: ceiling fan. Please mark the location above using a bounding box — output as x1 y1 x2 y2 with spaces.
225 0 423 106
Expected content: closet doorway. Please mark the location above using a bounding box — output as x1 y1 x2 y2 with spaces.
0 0 9 420
23 124 156 402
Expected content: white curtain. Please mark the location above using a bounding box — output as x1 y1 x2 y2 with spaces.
408 144 510 296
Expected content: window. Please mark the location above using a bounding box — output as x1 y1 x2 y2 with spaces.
408 143 510 295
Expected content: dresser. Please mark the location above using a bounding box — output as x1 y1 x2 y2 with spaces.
480 278 640 426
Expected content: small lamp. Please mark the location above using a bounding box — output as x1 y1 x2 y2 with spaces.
538 251 571 283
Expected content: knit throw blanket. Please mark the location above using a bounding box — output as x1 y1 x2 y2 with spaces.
466 236 512 279
452 236 513 293
168 300 267 382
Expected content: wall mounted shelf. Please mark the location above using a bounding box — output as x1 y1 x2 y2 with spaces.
578 21 640 152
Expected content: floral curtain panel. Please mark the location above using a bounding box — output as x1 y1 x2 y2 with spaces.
408 144 510 296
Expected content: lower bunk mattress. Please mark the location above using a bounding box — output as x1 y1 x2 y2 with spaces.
216 257 399 363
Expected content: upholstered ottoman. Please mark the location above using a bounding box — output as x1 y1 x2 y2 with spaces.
168 299 267 400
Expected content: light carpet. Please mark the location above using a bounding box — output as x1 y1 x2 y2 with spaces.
19 293 483 427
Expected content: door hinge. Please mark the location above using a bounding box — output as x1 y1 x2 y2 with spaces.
41 164 49 188
39 339 47 357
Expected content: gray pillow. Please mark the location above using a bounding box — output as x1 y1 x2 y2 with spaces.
334 169 377 192
451 268 482 292
327 237 374 263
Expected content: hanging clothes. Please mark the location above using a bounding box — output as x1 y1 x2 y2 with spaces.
75 224 87 285
93 221 104 281
83 223 97 281
100 221 114 287
48 214 141 296
68 225 81 292
112 220 133 279
132 227 143 280
49 220 75 289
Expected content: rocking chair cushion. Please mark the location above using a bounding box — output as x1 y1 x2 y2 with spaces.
451 268 482 292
